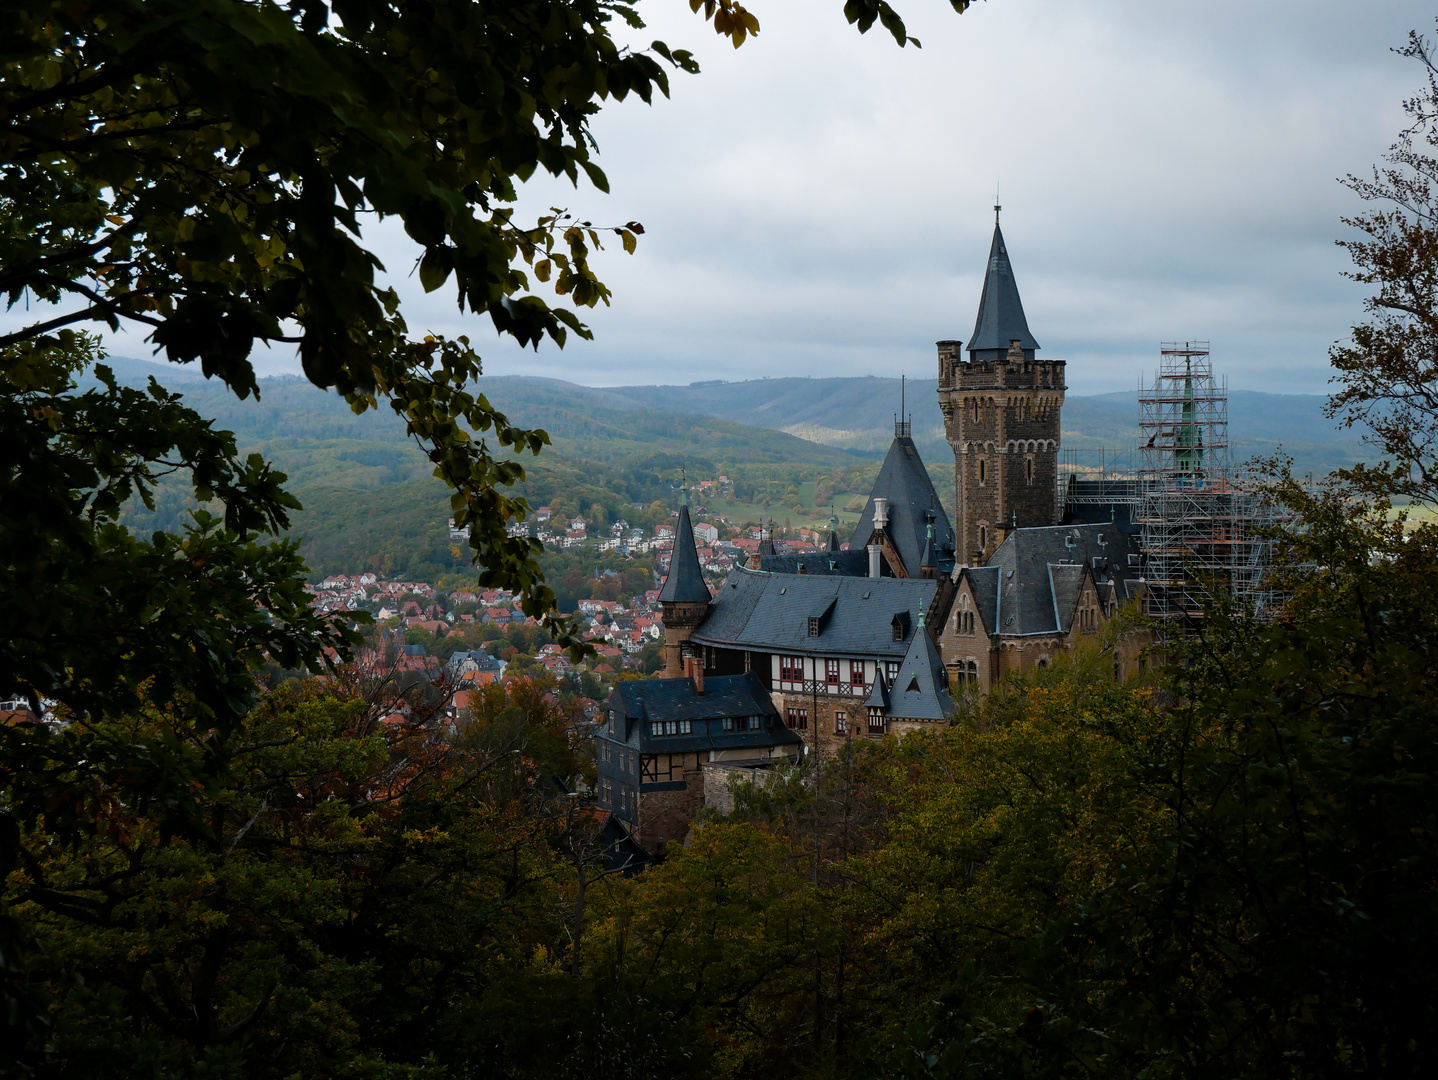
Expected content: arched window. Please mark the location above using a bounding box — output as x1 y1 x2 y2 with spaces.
1025 457 1034 485
979 525 987 551
971 397 979 423
978 458 986 484
1037 658 1048 670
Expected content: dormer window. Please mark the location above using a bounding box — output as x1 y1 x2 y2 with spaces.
649 720 692 737
807 616 820 637
890 611 910 641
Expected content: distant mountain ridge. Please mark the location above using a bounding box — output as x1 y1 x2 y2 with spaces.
95 356 1365 478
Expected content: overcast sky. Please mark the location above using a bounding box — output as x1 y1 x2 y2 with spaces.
65 1 1438 394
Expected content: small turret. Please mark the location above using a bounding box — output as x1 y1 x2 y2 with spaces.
920 519 937 579
658 483 712 678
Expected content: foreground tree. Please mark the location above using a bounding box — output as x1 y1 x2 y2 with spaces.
0 0 958 633
2 1 981 1064
1329 25 1438 502
9 675 590 1078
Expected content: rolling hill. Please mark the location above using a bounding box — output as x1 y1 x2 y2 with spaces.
95 356 1373 581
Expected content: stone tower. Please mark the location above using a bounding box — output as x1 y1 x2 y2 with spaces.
657 488 711 677
937 210 1066 564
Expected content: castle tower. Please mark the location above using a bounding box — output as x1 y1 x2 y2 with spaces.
937 210 1065 563
658 487 711 677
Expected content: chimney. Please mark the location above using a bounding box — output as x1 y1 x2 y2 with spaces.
867 544 882 580
686 655 705 695
873 497 889 529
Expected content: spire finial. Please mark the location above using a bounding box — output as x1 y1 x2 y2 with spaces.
679 465 688 507
917 596 925 630
995 182 1001 224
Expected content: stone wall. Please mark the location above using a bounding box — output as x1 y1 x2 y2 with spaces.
701 759 794 815
637 769 703 850
770 691 877 757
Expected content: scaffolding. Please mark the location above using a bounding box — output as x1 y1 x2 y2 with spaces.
1137 343 1280 626
1056 447 1139 520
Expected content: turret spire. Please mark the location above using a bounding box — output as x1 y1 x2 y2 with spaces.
968 216 1039 361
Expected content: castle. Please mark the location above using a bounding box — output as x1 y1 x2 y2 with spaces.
597 210 1145 854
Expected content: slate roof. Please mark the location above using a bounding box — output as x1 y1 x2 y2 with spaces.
604 673 802 755
973 522 1140 637
659 504 712 604
885 610 955 721
863 669 891 711
849 435 956 576
963 565 1002 634
750 551 870 577
969 220 1040 356
691 566 937 658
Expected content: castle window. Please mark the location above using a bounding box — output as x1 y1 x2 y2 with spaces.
971 398 979 423
787 707 808 730
780 655 803 683
885 660 900 683
850 659 866 687
826 658 841 686
747 715 761 731
979 525 988 551
868 708 886 733
807 616 820 637
835 712 848 734
722 717 735 732
978 458 987 485
1025 457 1034 485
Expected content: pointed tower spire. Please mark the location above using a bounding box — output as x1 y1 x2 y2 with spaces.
658 485 712 678
969 217 1040 362
920 519 937 579
658 499 709 606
